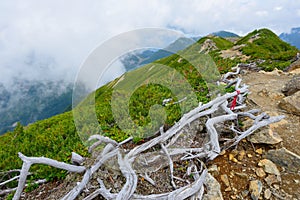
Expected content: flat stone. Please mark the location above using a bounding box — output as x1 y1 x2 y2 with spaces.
265 147 300 173
278 91 300 115
255 168 266 178
220 174 230 187
258 159 280 176
249 180 263 200
248 127 282 145
264 174 281 185
264 189 272 199
203 173 224 200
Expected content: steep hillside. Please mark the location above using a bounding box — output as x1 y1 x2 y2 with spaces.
0 80 74 134
0 28 298 187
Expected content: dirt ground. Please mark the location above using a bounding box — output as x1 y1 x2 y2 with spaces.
242 70 300 156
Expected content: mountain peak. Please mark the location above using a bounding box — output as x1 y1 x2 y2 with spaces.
211 30 239 38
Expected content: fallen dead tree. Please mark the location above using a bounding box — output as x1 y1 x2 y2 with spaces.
1 66 285 200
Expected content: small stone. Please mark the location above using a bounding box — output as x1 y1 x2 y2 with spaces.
249 180 263 200
208 164 219 177
294 179 299 184
225 187 232 192
230 195 237 199
229 154 235 161
264 174 281 185
273 184 280 190
258 159 280 176
219 150 226 155
264 189 272 199
221 174 230 187
235 172 248 179
241 190 249 197
247 154 253 158
255 148 263 155
238 150 246 161
255 168 266 178
232 158 239 163
231 149 239 157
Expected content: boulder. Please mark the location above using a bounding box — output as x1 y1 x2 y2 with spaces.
258 159 280 176
282 75 300 96
278 91 300 115
247 127 282 145
265 147 300 173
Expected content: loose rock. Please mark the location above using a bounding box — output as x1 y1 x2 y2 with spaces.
264 188 272 199
258 159 280 176
249 180 263 200
208 164 219 177
248 127 282 145
255 168 266 178
220 174 230 187
264 174 281 185
265 147 300 173
238 150 246 161
255 148 264 155
278 91 300 115
203 173 224 200
281 75 300 96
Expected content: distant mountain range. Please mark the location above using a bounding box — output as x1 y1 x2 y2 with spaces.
0 80 73 134
1 28 298 135
120 37 196 71
120 31 239 71
279 27 300 49
211 30 239 38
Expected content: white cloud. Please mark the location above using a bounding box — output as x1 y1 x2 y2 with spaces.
255 10 269 17
274 6 283 11
0 0 300 86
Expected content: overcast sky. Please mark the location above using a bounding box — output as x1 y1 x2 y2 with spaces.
0 0 299 86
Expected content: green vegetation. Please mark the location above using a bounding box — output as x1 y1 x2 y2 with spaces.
0 28 298 186
237 29 298 71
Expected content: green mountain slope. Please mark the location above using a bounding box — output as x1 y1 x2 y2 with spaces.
236 28 298 71
0 28 298 184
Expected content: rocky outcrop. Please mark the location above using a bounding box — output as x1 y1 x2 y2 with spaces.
284 56 300 72
199 39 218 53
282 75 300 96
248 127 283 145
278 91 300 115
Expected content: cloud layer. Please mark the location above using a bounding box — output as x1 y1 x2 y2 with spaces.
0 0 299 85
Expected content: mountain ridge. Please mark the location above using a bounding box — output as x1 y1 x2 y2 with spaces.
0 28 298 186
